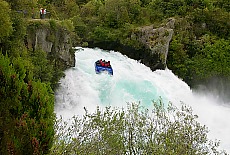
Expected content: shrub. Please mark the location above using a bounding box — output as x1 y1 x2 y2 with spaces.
50 101 226 154
0 53 55 154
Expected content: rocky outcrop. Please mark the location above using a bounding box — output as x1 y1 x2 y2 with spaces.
131 18 175 70
88 18 175 71
26 23 75 69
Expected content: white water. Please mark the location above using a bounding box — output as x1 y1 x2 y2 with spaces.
55 47 230 153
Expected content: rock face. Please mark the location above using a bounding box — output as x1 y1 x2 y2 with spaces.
26 25 75 68
132 18 175 70
88 18 175 71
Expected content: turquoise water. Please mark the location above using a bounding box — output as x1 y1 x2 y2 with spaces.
55 47 172 113
55 47 230 153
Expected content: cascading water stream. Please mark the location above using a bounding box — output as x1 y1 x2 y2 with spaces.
55 47 230 153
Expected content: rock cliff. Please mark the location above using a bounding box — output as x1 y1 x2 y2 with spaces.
131 18 175 70
26 21 75 69
25 18 174 72
88 18 175 71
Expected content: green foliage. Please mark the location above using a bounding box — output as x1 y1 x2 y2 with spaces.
5 0 37 14
27 18 59 32
60 19 75 32
97 0 143 28
126 0 142 24
213 0 230 12
191 7 230 38
149 0 186 17
80 0 103 17
37 0 47 6
168 30 230 86
140 0 151 7
147 0 213 22
166 17 194 82
190 35 230 82
119 24 145 49
76 0 91 6
49 0 80 19
12 56 34 82
167 38 191 82
11 15 27 48
90 26 118 42
50 101 226 154
0 53 54 154
0 0 13 42
49 19 57 31
1 10 28 58
30 49 54 83
71 15 87 38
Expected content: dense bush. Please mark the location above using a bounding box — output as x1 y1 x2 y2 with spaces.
0 0 13 41
0 53 55 154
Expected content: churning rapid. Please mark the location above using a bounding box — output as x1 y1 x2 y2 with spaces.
55 47 230 153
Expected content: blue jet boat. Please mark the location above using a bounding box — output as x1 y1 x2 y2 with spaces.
95 59 113 75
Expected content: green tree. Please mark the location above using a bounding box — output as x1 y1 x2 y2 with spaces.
167 17 197 84
30 49 54 83
0 0 13 42
49 0 79 19
75 0 91 6
0 53 54 154
80 0 102 17
5 0 37 18
98 0 131 28
1 10 28 58
213 0 230 12
190 35 230 83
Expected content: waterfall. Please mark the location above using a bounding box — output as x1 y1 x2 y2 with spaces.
55 47 230 153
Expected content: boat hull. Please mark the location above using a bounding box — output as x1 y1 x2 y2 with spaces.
95 62 113 75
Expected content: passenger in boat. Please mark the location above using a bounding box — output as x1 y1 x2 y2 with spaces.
101 60 105 66
97 59 111 67
104 62 108 67
104 61 110 67
99 59 103 66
